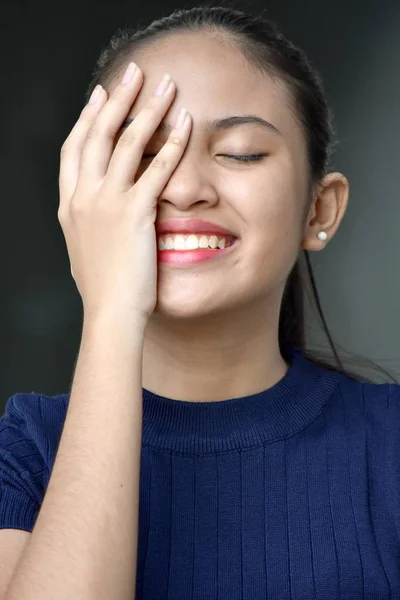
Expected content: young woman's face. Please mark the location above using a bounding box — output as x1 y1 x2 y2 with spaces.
109 32 312 321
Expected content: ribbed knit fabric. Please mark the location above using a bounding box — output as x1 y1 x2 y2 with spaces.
1 345 400 599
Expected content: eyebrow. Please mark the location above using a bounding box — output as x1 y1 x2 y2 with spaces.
119 114 283 136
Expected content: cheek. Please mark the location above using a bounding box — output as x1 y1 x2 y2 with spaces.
228 170 296 230
258 159 304 234
231 169 302 277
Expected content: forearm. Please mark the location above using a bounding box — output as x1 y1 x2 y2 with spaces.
5 316 146 600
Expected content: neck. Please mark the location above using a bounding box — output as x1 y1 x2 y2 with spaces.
142 300 289 402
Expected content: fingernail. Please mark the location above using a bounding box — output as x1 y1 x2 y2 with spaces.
155 74 171 96
175 107 187 128
88 85 102 104
121 62 137 85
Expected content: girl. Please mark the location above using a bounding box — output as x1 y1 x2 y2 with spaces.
1 5 399 599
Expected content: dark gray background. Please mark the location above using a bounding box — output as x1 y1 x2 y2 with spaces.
2 0 400 411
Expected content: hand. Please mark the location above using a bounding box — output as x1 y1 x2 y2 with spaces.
58 64 191 326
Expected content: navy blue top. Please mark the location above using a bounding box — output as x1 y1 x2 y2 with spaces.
1 346 400 599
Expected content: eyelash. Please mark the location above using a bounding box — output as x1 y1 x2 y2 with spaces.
220 154 265 162
142 154 265 163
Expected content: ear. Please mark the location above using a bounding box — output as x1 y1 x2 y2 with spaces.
301 172 349 251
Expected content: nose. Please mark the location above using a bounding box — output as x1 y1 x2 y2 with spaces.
157 153 219 211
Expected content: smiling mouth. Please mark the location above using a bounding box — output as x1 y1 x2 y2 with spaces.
157 233 237 251
157 237 240 265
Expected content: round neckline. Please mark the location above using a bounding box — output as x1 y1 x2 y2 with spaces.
141 346 342 456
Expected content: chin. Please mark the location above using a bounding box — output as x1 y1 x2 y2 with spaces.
152 274 247 321
153 296 218 320
152 290 247 323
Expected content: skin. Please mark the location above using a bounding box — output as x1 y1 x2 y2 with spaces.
108 31 349 402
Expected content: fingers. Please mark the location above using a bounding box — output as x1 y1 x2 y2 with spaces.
58 87 107 209
105 74 178 191
132 108 192 200
78 65 147 186
59 62 191 221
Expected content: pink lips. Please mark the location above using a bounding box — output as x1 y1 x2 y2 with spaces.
156 219 239 267
157 238 239 266
156 218 237 238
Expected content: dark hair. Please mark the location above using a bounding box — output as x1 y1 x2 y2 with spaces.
84 3 398 384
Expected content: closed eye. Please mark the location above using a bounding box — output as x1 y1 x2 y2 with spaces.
219 154 265 162
141 153 266 162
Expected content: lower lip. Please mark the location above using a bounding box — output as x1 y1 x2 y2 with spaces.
157 238 239 265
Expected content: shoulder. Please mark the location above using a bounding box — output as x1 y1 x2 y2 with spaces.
0 392 69 484
361 380 400 412
0 392 70 529
333 374 400 424
331 366 400 399
345 377 400 402
0 392 69 531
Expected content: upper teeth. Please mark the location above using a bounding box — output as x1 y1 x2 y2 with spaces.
158 233 231 251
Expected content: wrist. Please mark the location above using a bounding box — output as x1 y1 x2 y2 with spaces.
82 311 148 344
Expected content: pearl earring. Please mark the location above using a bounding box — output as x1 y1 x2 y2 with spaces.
317 231 327 241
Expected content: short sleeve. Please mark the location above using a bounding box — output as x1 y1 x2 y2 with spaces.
0 392 68 532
